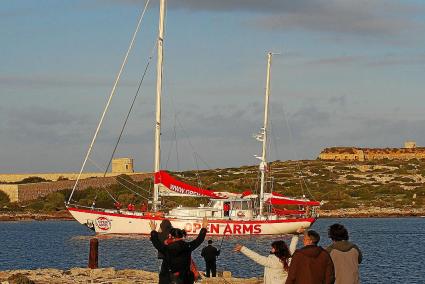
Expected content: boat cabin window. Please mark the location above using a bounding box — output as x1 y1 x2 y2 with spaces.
231 200 252 210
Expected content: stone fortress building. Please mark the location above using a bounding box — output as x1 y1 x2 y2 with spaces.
0 158 150 203
319 141 425 161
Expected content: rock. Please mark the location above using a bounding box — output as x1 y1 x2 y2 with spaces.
7 274 34 284
222 271 232 278
90 268 116 278
0 269 258 284
68 268 89 277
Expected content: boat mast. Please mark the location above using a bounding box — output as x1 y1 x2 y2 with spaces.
259 52 273 216
153 0 166 211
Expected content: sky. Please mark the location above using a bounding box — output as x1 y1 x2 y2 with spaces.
1 0 425 173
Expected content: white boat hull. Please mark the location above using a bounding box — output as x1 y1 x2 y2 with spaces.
68 207 316 236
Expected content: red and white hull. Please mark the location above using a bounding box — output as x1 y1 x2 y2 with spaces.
68 207 316 236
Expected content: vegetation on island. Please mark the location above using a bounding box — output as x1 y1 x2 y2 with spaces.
0 159 424 215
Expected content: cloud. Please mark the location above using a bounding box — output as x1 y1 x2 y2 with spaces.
113 0 425 39
0 75 140 88
366 54 425 67
306 56 365 66
1 106 91 144
328 96 347 108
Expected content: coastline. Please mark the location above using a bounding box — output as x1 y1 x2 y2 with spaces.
0 268 261 284
0 207 424 222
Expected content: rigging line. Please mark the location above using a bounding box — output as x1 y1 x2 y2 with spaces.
86 153 150 195
269 119 281 164
174 116 180 171
103 43 157 179
174 115 213 170
280 105 315 200
87 156 152 199
67 0 152 204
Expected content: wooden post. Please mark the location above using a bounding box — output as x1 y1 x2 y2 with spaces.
88 238 98 269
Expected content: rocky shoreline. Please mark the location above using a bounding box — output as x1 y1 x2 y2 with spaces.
0 268 261 284
0 207 424 222
319 206 425 218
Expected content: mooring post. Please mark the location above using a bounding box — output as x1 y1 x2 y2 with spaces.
88 238 99 269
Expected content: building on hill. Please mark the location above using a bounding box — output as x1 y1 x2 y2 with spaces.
318 141 425 161
0 158 145 203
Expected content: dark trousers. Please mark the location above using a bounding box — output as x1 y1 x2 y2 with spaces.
205 261 217 277
159 260 171 284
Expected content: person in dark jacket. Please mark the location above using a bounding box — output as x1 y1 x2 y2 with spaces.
286 230 335 284
157 219 173 284
326 224 362 284
150 218 208 284
201 240 220 277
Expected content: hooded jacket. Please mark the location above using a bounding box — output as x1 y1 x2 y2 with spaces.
285 245 335 284
326 241 362 284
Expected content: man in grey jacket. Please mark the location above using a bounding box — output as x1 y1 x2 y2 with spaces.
326 224 362 284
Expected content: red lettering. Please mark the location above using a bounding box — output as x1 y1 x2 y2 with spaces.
223 224 232 235
184 223 192 232
210 223 220 234
242 224 253 234
233 224 242 234
193 223 201 233
253 224 261 234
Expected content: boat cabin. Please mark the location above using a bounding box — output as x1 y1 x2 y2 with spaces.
167 198 255 220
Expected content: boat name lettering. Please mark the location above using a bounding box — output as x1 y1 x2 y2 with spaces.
95 217 111 231
184 222 261 235
170 184 202 196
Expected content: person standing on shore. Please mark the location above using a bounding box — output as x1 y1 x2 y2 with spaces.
155 219 173 284
285 230 335 284
234 228 304 284
326 224 362 284
201 240 220 277
150 218 208 284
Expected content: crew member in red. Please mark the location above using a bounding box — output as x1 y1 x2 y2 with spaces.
223 202 230 217
114 201 121 209
140 202 148 212
127 203 135 211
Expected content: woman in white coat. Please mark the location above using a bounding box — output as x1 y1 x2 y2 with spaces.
234 228 304 284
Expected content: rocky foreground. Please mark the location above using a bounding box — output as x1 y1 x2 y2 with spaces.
0 268 261 284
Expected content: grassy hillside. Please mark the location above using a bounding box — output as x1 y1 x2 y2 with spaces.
1 159 424 213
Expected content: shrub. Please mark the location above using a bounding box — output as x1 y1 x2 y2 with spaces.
0 190 10 205
17 176 51 184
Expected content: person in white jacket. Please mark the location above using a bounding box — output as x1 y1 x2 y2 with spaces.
234 228 304 284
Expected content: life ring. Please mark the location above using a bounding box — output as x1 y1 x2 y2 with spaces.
237 211 245 217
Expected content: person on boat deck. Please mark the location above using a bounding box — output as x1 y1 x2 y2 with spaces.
233 227 304 284
127 203 135 211
201 239 220 278
150 217 208 284
285 230 335 284
157 219 173 284
114 201 122 212
140 201 148 212
326 223 362 284
223 203 230 217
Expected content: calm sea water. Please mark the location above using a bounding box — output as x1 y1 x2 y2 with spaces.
0 218 424 283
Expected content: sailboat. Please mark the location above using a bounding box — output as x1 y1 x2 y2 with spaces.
66 0 320 236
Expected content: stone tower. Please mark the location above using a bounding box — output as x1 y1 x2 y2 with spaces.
112 158 134 173
404 141 416 149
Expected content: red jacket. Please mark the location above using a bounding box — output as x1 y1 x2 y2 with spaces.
286 245 335 284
